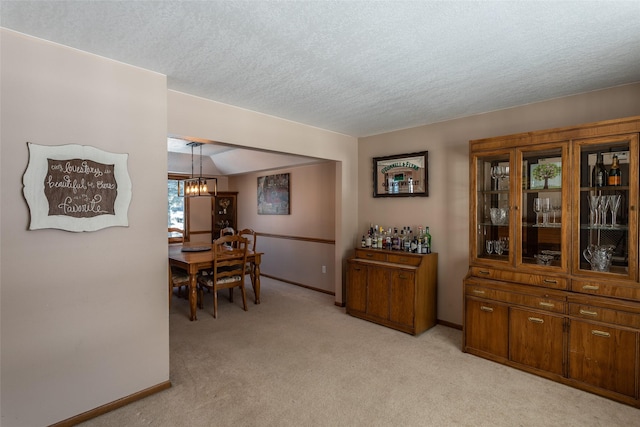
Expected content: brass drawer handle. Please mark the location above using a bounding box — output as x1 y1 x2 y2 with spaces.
538 302 555 308
579 309 598 317
528 317 544 324
353 267 362 271
480 306 494 312
591 330 611 338
366 253 374 257
582 285 600 291
398 274 409 279
473 289 486 295
543 279 558 284
478 270 491 275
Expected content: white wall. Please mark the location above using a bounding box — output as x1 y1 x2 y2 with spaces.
0 30 169 426
230 162 337 293
167 91 358 303
359 83 640 326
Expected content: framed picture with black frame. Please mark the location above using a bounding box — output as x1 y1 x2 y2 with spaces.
373 151 428 197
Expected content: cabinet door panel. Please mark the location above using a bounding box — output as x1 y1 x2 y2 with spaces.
569 320 637 397
465 298 508 358
346 262 367 313
390 270 415 327
367 267 390 319
509 308 564 375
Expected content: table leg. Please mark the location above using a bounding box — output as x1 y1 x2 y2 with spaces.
189 273 198 321
253 261 261 304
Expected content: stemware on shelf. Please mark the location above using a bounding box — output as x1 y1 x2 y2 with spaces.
609 194 622 228
541 198 551 225
485 240 494 255
588 194 600 226
598 196 610 227
533 198 542 225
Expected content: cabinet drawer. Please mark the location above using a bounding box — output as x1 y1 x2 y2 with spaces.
466 284 565 314
569 304 640 329
355 249 387 262
571 279 640 301
387 254 422 266
470 267 567 290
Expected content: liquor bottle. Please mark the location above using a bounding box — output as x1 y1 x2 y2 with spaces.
371 227 378 249
424 226 432 254
411 230 418 253
361 235 366 248
377 226 383 250
404 228 411 252
608 154 621 186
592 153 607 187
385 228 392 250
365 230 372 248
392 228 400 251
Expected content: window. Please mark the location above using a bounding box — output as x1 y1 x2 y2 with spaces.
168 178 184 231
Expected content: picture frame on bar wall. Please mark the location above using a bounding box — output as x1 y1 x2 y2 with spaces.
373 151 428 197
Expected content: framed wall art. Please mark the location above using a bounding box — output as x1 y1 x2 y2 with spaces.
257 173 290 215
23 142 132 232
373 151 428 197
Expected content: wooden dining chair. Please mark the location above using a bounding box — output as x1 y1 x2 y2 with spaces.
237 228 257 252
168 227 185 244
197 235 249 318
237 228 260 304
219 227 235 238
168 228 189 306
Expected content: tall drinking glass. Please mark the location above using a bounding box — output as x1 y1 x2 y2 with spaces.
541 198 551 225
588 194 600 226
609 194 622 227
533 198 542 225
598 196 610 227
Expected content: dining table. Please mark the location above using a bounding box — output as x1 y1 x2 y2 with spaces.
169 242 263 321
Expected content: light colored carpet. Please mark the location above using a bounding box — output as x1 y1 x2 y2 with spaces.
82 278 638 426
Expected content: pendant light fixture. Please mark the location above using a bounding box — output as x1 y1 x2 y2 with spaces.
181 142 217 197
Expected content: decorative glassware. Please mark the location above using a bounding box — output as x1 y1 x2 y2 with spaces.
588 194 600 226
485 240 494 255
598 196 610 227
533 198 542 225
609 194 622 228
541 198 551 225
494 240 504 255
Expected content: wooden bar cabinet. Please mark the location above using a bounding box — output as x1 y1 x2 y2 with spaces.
464 116 640 407
347 248 438 335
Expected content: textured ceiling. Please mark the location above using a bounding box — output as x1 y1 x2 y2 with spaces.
2 1 640 139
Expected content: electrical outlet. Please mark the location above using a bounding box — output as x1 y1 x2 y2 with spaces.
322 265 326 274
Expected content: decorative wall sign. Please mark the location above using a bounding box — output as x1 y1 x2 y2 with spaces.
23 143 132 232
373 151 428 197
257 173 290 215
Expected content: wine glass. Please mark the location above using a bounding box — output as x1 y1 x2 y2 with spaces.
533 198 542 225
588 194 600 226
598 196 610 227
541 198 551 225
485 240 494 255
609 194 622 227
551 201 561 224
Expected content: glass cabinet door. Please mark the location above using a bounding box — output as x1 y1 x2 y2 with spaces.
517 143 569 271
472 151 513 265
573 134 638 280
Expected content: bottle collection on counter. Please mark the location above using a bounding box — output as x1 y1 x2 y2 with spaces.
361 224 432 254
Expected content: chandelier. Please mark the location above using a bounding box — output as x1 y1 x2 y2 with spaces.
181 142 217 197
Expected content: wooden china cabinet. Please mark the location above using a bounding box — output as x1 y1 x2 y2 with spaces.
211 191 238 238
464 116 640 407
